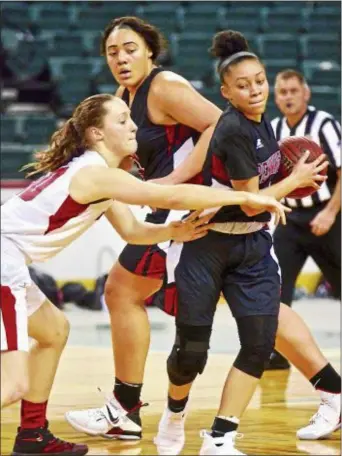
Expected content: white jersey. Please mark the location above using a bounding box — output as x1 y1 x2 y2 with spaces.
1 150 112 263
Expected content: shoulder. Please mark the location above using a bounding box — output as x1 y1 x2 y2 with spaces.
216 107 250 141
150 70 194 98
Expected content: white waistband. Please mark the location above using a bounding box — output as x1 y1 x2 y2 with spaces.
210 221 264 235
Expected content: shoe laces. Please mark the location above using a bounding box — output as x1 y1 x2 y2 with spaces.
309 397 336 426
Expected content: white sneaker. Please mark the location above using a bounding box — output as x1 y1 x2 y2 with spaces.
199 430 245 455
297 391 341 440
65 396 143 440
154 406 187 455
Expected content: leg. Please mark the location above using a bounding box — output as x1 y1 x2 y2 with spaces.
105 261 162 384
1 283 30 408
65 244 165 439
1 351 29 408
273 222 308 307
310 215 341 300
155 234 223 455
200 230 281 456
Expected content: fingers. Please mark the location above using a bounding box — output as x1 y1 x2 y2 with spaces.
183 210 202 223
298 150 311 163
314 160 329 173
313 154 327 166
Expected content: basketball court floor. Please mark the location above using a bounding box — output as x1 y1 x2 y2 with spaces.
1 298 340 455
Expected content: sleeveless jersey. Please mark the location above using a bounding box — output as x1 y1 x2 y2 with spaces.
1 150 112 263
122 67 200 223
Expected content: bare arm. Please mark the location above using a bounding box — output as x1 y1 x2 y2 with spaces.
105 202 212 245
324 169 341 216
150 73 222 184
70 165 251 210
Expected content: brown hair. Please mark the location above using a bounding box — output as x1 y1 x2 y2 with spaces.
23 94 115 177
275 69 307 85
100 16 167 61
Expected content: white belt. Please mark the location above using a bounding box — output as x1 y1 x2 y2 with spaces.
210 221 264 235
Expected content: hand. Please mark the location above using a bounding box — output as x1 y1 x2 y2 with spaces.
291 151 329 190
169 210 215 242
310 208 336 236
245 194 291 225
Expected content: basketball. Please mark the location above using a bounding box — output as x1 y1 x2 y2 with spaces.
276 136 327 199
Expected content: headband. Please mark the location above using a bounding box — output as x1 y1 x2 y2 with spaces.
218 51 257 80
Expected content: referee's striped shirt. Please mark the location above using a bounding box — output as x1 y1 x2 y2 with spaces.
271 106 341 208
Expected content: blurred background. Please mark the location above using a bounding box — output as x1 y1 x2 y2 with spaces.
1 0 341 180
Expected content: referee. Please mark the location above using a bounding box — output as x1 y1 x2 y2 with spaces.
268 69 341 370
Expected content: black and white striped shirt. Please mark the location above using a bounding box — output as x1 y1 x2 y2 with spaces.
271 106 341 208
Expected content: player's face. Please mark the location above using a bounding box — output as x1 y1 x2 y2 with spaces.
221 59 269 121
105 27 153 89
101 98 138 159
275 77 308 117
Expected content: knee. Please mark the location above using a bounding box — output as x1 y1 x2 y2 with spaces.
234 316 278 379
167 324 211 386
44 312 70 348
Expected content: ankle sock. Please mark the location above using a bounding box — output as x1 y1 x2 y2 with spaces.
211 416 239 438
168 395 189 413
310 364 341 394
21 400 48 429
114 377 142 411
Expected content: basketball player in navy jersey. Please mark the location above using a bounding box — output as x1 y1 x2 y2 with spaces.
151 32 340 455
65 16 224 439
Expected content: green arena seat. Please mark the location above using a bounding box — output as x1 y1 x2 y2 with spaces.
1 116 20 143
22 116 57 145
300 34 341 62
258 34 300 60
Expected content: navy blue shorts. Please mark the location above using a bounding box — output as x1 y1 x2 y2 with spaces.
154 229 281 324
118 243 166 280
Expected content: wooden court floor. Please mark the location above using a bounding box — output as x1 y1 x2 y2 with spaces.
1 346 341 455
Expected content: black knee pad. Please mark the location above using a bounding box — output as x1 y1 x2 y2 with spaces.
167 323 212 386
233 315 278 379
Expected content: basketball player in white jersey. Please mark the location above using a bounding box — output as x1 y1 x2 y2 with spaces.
1 93 288 456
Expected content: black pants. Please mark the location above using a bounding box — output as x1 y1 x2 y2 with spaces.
273 211 341 306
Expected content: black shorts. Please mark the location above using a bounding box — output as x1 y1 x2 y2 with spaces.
118 243 167 280
154 229 281 324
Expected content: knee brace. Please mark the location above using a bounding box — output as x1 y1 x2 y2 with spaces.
233 315 278 379
167 323 212 386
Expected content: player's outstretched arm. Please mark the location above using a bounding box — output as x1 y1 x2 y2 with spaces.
69 165 287 222
105 202 213 245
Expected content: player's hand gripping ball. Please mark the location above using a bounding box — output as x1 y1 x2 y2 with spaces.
276 136 327 199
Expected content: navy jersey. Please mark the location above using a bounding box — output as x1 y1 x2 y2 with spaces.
204 104 281 223
122 67 200 223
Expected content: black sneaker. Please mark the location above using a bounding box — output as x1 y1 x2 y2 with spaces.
265 351 291 370
11 420 88 456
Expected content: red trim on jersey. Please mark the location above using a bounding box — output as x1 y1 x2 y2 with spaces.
177 125 193 146
165 125 176 155
44 195 88 234
212 155 230 183
1 286 18 350
19 167 69 202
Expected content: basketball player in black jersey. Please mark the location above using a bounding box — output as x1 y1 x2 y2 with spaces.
151 32 340 455
66 21 340 448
